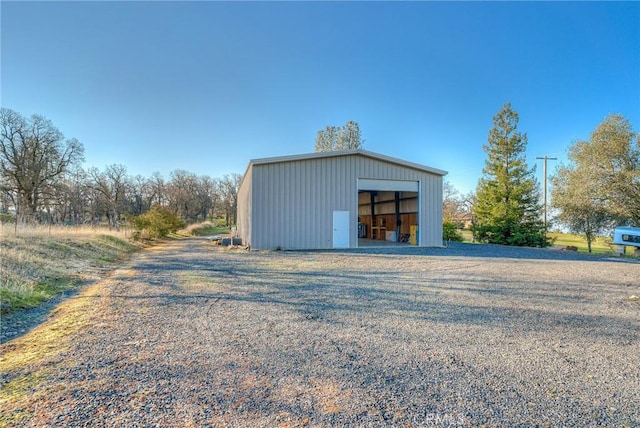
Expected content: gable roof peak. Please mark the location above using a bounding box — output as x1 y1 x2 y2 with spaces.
249 149 447 176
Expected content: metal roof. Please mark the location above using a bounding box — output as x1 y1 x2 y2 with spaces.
247 149 448 176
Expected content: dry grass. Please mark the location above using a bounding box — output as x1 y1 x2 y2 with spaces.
0 223 140 315
178 221 230 237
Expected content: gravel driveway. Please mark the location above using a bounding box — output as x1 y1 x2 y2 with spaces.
2 239 639 427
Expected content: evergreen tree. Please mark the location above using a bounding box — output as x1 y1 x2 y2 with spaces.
473 103 549 247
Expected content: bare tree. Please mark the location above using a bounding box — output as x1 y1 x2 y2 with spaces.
64 166 89 225
220 173 242 226
196 175 220 222
45 166 88 225
315 120 364 152
88 164 129 230
85 181 108 225
166 170 203 223
148 171 167 207
0 108 84 223
443 180 462 222
128 175 154 216
315 125 340 152
338 120 364 150
0 182 13 217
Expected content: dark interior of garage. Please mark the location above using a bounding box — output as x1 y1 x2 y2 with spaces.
357 190 419 246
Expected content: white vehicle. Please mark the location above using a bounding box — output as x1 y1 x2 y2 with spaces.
612 226 640 256
612 226 640 247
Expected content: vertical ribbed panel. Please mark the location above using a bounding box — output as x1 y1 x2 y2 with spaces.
236 165 252 246
243 153 444 249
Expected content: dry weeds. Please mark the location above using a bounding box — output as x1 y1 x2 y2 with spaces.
0 224 139 317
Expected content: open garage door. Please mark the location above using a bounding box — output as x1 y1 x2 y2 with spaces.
357 179 420 247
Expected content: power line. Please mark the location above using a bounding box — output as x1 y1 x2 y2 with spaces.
536 156 557 230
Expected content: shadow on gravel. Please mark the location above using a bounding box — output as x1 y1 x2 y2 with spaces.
211 285 639 345
106 243 637 348
113 247 640 346
89 281 639 345
322 242 639 263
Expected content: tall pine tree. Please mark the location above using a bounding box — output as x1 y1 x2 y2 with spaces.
473 103 549 247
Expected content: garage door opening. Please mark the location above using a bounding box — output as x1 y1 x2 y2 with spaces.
357 179 420 248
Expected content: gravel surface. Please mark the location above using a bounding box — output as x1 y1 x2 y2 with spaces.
2 239 639 427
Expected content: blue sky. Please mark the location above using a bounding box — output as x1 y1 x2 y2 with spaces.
2 1 638 195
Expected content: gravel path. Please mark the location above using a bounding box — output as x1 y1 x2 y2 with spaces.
2 239 639 427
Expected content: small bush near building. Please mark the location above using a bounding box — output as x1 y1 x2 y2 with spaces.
132 206 184 239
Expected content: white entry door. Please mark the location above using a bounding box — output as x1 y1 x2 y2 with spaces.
332 211 350 248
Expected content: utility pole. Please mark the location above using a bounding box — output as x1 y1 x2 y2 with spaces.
536 156 557 230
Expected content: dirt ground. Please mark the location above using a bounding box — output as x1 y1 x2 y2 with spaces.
1 238 639 427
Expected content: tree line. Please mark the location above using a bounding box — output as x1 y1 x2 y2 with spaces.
4 105 637 249
0 108 242 229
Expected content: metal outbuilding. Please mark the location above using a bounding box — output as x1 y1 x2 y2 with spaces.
237 149 447 250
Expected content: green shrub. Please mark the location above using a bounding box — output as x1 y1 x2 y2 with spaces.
443 220 464 242
0 213 15 224
132 206 185 239
473 219 551 248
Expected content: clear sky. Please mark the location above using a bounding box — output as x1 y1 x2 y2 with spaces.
1 1 638 195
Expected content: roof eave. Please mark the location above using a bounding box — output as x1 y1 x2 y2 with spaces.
249 149 447 176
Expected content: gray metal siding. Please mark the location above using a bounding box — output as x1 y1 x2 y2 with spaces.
236 165 253 246
244 153 443 249
250 157 351 249
420 175 443 246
